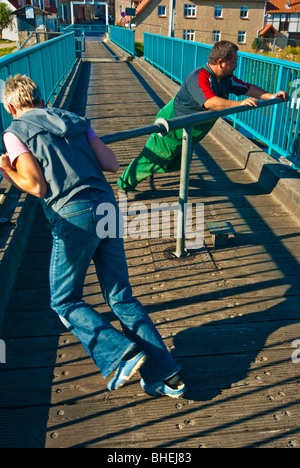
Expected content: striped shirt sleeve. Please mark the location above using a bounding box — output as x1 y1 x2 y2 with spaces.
197 68 217 103
230 76 251 96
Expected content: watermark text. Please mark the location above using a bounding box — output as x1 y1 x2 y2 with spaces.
291 339 300 364
0 339 6 364
96 195 204 249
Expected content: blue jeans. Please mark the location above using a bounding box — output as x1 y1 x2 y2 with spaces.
44 189 180 383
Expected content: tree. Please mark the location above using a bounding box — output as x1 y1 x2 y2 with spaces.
0 3 13 38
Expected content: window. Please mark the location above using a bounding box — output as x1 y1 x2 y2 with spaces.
184 5 196 17
240 6 248 18
58 3 70 19
289 14 300 33
214 6 223 18
212 30 221 42
280 16 289 32
158 6 166 16
237 31 246 43
183 30 195 41
267 13 289 32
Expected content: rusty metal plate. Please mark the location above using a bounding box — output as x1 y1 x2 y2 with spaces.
148 238 217 271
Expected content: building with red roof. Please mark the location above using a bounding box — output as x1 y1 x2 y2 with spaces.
265 0 300 45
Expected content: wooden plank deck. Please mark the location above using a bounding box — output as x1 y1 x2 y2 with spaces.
1 38 300 449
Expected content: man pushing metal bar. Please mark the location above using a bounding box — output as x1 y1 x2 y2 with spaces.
116 40 289 200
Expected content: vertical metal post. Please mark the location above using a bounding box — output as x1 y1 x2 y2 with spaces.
70 2 76 24
268 65 284 156
105 2 109 27
172 126 193 258
129 0 132 29
168 0 176 37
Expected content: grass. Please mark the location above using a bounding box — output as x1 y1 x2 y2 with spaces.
0 46 16 57
251 45 300 63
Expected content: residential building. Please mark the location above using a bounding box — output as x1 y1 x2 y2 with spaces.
133 0 266 49
2 0 58 41
265 0 300 46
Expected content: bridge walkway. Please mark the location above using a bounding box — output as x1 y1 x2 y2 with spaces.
1 38 300 448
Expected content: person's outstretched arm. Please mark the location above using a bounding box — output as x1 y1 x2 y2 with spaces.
205 87 289 111
0 152 47 198
89 136 119 173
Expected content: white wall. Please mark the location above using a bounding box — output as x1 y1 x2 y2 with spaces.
1 0 18 41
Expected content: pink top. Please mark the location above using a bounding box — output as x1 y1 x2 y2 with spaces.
3 127 98 167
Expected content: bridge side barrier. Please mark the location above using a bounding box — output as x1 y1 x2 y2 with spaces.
102 97 286 258
0 32 76 151
0 34 77 327
109 26 136 57
143 33 300 170
62 24 108 53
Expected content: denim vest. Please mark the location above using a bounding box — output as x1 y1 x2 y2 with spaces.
4 107 113 212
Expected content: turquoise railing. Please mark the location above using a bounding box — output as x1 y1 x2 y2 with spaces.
62 24 109 52
63 24 108 34
143 33 299 169
109 26 136 56
233 51 300 167
0 32 76 179
144 33 211 84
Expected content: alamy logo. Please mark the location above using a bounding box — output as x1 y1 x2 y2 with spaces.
0 339 6 364
291 79 300 109
0 79 5 103
96 195 204 249
291 339 300 364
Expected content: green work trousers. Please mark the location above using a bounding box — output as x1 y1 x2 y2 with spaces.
117 98 216 191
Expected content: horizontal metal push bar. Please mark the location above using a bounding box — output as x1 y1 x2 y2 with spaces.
101 97 287 144
100 97 288 258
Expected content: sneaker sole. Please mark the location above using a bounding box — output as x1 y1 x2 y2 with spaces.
141 380 185 399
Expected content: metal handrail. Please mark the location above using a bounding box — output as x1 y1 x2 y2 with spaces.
101 97 288 258
101 98 286 144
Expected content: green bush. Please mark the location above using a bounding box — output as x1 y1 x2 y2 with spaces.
135 42 144 57
251 38 261 51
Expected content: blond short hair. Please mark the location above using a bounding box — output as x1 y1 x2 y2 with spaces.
2 74 43 114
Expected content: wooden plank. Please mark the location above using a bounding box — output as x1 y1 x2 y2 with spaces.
2 399 299 448
5 272 300 316
3 295 300 338
1 359 300 448
1 344 299 407
4 383 296 448
1 317 299 370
